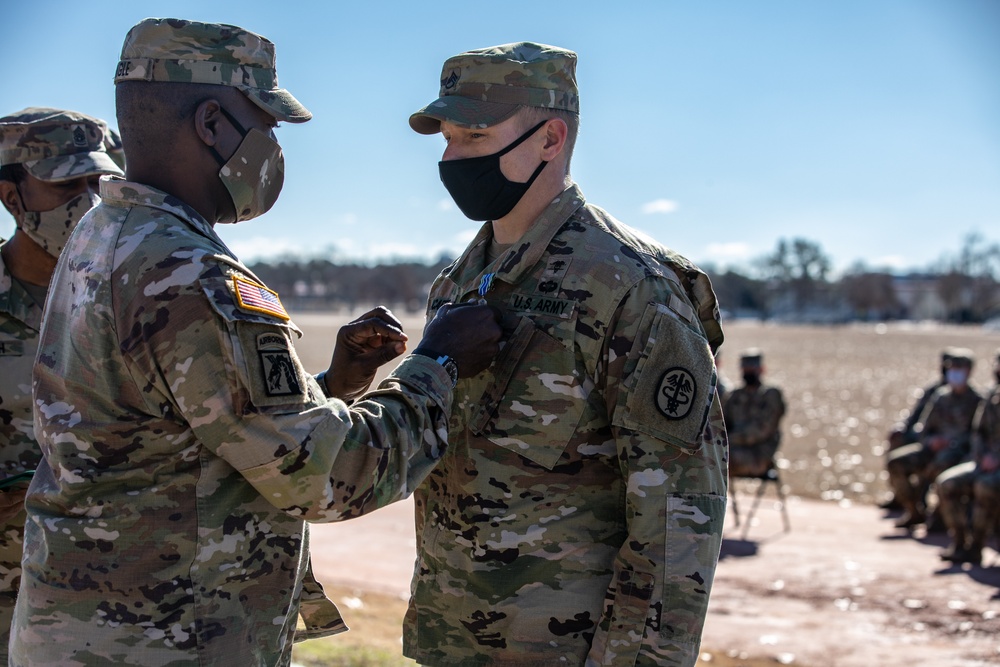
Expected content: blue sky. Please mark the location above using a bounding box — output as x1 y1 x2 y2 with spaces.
3 0 998 274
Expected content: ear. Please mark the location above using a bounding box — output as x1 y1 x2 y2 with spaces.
193 99 225 148
0 180 23 219
540 118 568 161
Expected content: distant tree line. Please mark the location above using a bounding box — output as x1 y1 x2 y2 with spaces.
707 233 1000 323
248 234 1000 324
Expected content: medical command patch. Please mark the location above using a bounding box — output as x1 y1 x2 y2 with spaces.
232 276 290 320
656 367 697 420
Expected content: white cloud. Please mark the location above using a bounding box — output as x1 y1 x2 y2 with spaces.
871 255 909 270
640 199 679 215
704 242 753 261
454 228 478 245
228 237 305 261
437 198 455 211
339 213 359 226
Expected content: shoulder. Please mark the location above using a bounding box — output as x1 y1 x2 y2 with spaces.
560 203 723 350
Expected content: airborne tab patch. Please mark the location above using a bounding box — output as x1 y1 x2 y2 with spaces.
233 276 289 321
257 332 302 397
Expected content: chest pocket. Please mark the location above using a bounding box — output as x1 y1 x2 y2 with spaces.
467 310 587 470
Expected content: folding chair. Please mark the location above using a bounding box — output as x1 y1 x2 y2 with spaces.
729 461 791 540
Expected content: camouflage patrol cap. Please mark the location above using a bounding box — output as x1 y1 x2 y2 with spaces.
410 41 579 135
115 18 311 123
0 108 124 182
739 348 764 366
104 128 126 170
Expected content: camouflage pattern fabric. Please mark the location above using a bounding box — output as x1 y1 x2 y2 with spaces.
888 379 945 451
722 383 786 477
938 384 1000 549
887 385 982 511
403 183 728 666
0 245 46 663
410 42 579 135
115 18 311 123
0 107 122 182
11 178 454 666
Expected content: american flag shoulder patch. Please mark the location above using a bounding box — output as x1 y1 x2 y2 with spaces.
232 275 290 321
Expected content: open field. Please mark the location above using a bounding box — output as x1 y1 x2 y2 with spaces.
289 314 1000 666
292 313 1000 505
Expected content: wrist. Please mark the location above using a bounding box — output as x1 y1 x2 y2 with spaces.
412 347 459 388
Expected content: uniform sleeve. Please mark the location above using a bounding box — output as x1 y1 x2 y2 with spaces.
587 278 728 666
725 388 785 447
120 262 453 522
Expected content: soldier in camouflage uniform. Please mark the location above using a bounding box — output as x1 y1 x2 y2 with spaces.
0 108 123 661
722 349 786 477
887 349 981 530
405 43 728 666
879 348 953 509
10 19 500 667
888 348 952 452
936 349 1000 565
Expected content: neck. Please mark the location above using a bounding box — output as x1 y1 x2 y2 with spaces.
1 231 57 286
491 170 572 244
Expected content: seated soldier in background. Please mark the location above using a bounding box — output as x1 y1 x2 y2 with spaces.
880 348 953 509
888 348 953 452
723 349 786 477
887 349 981 530
937 349 1000 565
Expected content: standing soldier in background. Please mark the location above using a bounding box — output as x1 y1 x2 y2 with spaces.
10 19 501 666
887 349 981 530
936 349 1000 565
405 42 727 666
723 349 787 477
0 108 123 661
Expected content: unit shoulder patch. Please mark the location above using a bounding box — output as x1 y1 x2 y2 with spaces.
257 332 302 397
655 367 697 420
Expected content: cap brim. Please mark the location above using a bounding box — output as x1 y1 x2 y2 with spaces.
244 88 313 124
25 151 124 182
409 97 521 135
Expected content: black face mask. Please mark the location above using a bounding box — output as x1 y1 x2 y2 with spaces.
438 120 549 221
742 371 761 387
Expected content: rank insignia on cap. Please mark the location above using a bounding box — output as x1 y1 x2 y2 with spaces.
656 367 696 420
232 276 290 321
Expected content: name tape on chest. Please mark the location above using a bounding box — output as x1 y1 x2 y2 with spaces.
232 276 289 321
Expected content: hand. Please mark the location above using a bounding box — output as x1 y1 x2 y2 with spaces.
325 306 408 401
421 302 503 378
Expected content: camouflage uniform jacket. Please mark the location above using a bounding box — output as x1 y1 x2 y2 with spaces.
403 184 728 667
0 244 45 661
721 383 786 449
11 179 454 667
916 384 982 455
902 379 945 434
971 385 1000 467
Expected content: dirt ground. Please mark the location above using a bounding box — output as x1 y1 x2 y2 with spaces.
292 314 1000 666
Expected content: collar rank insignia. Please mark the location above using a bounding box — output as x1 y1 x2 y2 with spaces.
232 276 289 321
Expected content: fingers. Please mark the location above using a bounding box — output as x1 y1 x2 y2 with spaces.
348 306 405 331
341 316 408 345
